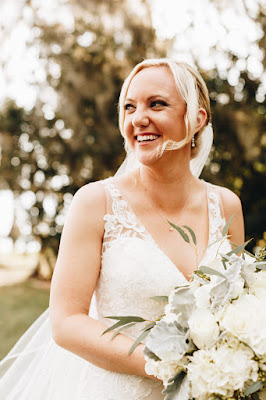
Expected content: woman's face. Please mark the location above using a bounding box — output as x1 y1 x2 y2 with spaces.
123 66 187 165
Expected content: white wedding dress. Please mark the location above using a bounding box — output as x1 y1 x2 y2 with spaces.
0 177 232 400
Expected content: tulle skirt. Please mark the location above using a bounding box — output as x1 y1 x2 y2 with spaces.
1 309 266 400
0 308 163 400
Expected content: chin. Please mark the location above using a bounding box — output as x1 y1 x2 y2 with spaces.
134 149 162 167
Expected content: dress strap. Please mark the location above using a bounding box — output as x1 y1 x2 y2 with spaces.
100 178 150 252
206 182 226 242
100 177 122 216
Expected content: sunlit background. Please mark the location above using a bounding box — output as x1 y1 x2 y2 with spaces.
0 0 265 280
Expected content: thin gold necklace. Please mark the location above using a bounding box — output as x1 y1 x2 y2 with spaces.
139 178 193 232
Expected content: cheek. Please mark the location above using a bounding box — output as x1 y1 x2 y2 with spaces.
123 117 133 138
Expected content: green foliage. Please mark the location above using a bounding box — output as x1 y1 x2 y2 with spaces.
1 0 265 266
168 222 190 243
162 371 187 400
102 315 146 335
128 325 153 355
0 0 168 265
222 214 234 236
182 225 197 245
199 266 226 279
202 67 266 247
244 381 263 396
227 239 253 256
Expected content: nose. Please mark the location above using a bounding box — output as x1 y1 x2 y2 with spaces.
132 107 150 128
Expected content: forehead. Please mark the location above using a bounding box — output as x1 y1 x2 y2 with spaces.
126 66 180 99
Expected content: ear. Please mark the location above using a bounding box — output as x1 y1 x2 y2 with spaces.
195 108 207 133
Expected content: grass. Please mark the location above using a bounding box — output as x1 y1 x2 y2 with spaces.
0 280 50 360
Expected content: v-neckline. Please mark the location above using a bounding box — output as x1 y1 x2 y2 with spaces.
109 178 211 281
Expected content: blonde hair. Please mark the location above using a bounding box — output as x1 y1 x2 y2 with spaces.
118 58 211 159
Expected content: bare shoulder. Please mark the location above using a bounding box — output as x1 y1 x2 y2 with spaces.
73 181 106 208
63 180 106 238
216 185 245 244
217 186 242 217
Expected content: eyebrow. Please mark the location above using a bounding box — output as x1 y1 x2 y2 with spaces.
125 95 169 102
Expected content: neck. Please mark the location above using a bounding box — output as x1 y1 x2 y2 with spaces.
136 153 198 212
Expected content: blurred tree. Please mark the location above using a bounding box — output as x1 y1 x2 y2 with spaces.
202 72 266 246
1 0 265 275
0 0 169 277
200 2 266 247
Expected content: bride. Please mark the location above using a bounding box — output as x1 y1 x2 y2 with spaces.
0 58 244 399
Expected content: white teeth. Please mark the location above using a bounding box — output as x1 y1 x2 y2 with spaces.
137 135 159 142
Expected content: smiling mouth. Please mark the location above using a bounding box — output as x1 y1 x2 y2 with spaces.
136 134 161 143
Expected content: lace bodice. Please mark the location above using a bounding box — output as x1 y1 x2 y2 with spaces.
96 178 231 321
82 177 232 400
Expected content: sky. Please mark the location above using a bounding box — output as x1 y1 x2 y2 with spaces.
0 0 265 252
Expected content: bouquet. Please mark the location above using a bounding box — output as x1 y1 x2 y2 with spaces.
104 219 266 400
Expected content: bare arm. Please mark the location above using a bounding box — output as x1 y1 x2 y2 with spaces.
218 187 245 246
49 182 153 379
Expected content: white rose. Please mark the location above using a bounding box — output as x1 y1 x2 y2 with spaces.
144 358 186 383
187 342 258 398
220 294 266 356
249 270 266 300
188 308 219 349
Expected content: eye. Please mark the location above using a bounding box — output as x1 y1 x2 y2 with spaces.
150 100 168 108
124 103 135 111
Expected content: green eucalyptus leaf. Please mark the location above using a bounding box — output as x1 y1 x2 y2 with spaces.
102 316 146 335
227 239 253 256
222 214 234 236
182 225 197 245
111 322 136 340
243 249 256 258
255 262 266 270
102 320 131 335
174 284 190 290
220 253 231 262
167 222 190 243
207 235 230 248
199 266 226 279
105 316 146 322
150 296 168 302
128 329 150 355
143 346 161 362
231 244 256 259
141 322 156 331
244 380 263 396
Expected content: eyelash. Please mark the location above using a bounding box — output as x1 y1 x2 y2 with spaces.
124 100 167 110
124 104 134 110
151 100 167 107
